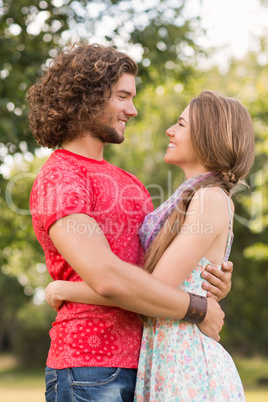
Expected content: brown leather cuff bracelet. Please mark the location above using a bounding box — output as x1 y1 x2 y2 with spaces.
183 293 207 324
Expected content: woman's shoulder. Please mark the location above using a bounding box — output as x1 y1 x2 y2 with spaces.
191 186 234 215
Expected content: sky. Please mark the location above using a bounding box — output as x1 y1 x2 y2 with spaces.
186 0 268 64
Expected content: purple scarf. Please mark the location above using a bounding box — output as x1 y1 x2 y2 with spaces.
139 172 215 250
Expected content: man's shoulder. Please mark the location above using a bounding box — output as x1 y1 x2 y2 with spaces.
111 164 145 186
32 152 90 196
38 150 101 178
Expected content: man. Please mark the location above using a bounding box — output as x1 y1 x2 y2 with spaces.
28 44 232 401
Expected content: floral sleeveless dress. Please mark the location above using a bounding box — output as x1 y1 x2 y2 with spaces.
134 191 246 401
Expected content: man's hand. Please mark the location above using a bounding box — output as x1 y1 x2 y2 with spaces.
198 297 225 342
45 281 64 312
201 261 233 301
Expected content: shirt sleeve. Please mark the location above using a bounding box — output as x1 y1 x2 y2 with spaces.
30 165 93 233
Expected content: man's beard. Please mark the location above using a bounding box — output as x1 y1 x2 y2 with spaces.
87 118 124 144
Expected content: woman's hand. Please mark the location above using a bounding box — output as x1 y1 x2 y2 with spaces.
201 261 233 301
45 279 116 308
45 281 65 312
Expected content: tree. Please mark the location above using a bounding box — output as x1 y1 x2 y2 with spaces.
0 0 203 157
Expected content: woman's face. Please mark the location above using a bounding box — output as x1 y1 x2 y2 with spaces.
164 105 204 177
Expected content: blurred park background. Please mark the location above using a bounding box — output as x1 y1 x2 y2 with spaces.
0 0 268 400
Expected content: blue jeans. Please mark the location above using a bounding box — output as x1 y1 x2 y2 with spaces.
45 366 137 402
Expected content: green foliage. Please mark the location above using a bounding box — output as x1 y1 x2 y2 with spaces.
0 271 28 351
0 0 74 154
0 154 52 354
0 155 50 289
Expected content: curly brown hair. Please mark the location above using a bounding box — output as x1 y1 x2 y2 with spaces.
27 43 138 148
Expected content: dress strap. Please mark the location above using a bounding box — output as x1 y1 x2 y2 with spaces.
219 188 234 261
219 189 232 226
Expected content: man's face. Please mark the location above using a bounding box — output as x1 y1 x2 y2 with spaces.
88 73 138 144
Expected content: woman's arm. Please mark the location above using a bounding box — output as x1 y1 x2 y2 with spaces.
151 187 232 288
149 187 231 335
45 280 116 311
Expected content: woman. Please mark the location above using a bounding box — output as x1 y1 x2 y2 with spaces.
46 91 255 400
134 91 254 401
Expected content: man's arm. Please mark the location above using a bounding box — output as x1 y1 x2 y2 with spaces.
49 213 224 341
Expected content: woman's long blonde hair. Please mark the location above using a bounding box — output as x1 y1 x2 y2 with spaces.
140 91 255 325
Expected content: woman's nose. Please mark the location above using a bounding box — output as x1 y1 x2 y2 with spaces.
166 125 175 137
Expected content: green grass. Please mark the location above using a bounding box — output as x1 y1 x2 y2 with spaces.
234 356 268 401
0 354 45 401
0 354 267 401
0 367 44 388
234 356 268 388
0 353 43 387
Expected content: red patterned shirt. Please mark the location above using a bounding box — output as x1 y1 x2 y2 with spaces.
30 149 154 369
